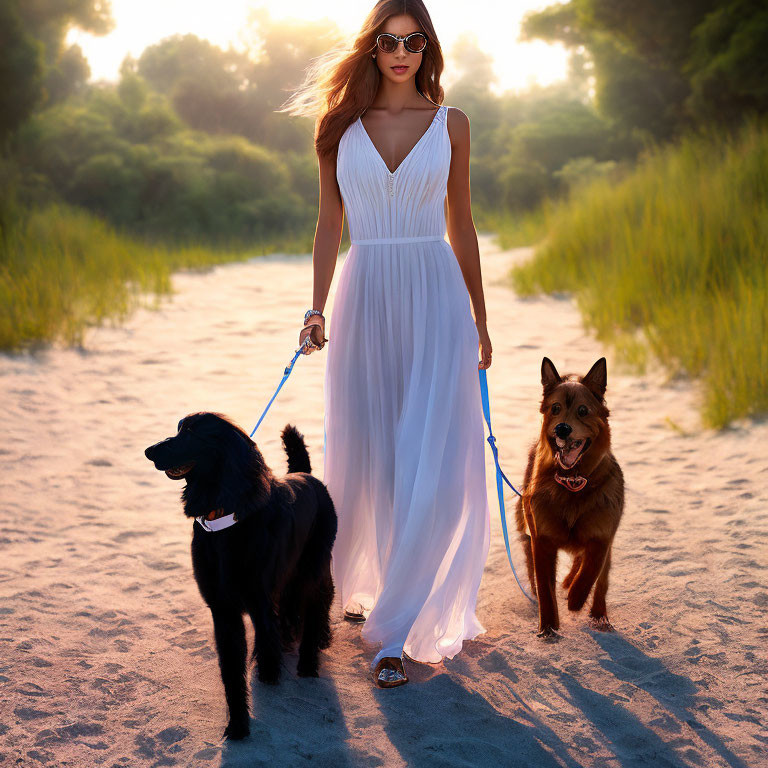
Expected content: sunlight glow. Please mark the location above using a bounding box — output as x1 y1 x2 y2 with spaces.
66 0 569 95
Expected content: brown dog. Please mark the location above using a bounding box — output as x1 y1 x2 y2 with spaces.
515 357 624 637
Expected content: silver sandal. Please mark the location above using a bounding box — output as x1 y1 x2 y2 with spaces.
373 656 409 688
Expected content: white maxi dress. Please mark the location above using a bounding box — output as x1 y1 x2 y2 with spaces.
322 103 491 668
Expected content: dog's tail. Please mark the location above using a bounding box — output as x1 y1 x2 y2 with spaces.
281 423 312 474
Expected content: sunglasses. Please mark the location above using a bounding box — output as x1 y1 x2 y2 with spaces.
375 32 427 54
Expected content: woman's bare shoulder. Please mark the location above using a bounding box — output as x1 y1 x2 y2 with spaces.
445 106 470 143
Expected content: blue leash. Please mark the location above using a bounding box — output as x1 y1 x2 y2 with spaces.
249 339 535 604
478 368 537 604
249 338 312 438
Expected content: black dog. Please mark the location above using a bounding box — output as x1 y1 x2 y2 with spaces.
144 412 337 740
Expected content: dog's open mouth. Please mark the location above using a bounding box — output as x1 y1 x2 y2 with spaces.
165 462 195 479
554 437 591 470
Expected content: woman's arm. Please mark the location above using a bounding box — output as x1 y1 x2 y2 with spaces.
445 107 492 369
300 145 344 353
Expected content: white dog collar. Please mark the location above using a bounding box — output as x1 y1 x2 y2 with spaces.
195 512 238 532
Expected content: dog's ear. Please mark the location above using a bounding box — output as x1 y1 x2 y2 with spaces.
581 357 607 402
541 357 562 391
217 429 273 520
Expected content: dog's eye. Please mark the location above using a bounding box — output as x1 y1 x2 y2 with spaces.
551 403 561 415
577 405 588 417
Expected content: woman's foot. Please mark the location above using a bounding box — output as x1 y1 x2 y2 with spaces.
372 656 408 688
343 601 366 623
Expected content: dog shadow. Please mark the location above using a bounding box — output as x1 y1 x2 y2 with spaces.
219 652 360 767
584 632 750 768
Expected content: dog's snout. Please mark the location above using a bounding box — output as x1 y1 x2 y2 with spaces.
145 436 171 460
145 443 161 460
554 422 572 439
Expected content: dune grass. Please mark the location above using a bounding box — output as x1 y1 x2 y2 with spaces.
510 117 768 429
0 203 317 352
475 205 550 250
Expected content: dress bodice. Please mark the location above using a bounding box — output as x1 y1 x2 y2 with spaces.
335 104 451 242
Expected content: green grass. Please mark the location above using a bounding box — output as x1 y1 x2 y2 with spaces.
474 205 550 250
0 203 318 352
509 117 768 429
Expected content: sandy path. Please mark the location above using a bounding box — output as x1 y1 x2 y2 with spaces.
1 234 766 767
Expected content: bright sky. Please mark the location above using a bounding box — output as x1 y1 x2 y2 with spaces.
67 0 569 95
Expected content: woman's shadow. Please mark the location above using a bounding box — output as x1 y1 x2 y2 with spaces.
375 633 750 768
374 659 581 768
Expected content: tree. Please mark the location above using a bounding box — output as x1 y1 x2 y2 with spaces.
0 2 45 143
0 0 113 142
685 0 768 123
521 0 768 138
137 12 337 151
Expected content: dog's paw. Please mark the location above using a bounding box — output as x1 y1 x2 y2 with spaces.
588 615 615 632
567 589 588 613
223 718 250 741
257 668 280 685
296 662 319 678
536 626 561 641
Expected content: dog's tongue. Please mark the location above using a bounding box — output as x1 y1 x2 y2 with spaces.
560 439 584 467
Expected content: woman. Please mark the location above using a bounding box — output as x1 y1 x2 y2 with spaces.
280 0 492 687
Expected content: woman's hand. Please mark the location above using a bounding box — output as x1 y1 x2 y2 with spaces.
299 318 326 354
477 322 492 369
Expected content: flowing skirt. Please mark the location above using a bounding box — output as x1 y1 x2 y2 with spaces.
322 239 490 666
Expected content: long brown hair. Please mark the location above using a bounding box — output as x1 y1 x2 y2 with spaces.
277 0 445 158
